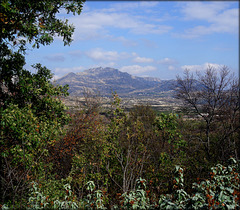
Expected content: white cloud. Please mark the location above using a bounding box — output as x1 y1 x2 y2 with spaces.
133 56 154 63
168 65 176 71
212 8 238 33
132 24 172 35
107 35 138 47
54 66 85 75
139 2 160 8
67 9 172 41
85 48 129 62
89 62 116 69
181 2 228 21
107 2 160 12
120 65 157 75
181 63 224 71
86 49 118 61
158 58 178 71
52 75 61 81
158 57 177 65
178 2 238 38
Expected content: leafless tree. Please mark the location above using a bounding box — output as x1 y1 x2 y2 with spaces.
176 65 239 160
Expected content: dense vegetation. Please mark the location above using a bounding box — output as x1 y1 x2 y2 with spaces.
1 0 239 209
1 90 239 208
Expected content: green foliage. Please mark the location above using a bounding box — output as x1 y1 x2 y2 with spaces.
83 181 106 209
0 0 85 206
154 113 185 148
64 108 110 195
158 158 240 209
119 178 152 209
1 0 85 107
0 65 70 203
1 0 85 49
2 87 238 208
3 159 239 209
102 94 188 196
189 157 240 209
1 63 69 121
27 181 78 209
1 3 239 209
106 94 154 193
28 182 50 209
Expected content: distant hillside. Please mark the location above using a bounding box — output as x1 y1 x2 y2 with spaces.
55 67 178 97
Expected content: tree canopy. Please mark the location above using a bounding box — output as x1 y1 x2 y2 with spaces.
0 0 85 206
1 0 84 49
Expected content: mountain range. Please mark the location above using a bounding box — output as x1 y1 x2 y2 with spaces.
55 67 178 97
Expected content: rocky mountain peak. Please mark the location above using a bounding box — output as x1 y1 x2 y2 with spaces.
82 67 129 77
55 67 177 97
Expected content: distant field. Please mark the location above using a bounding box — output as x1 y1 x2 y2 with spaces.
62 95 184 114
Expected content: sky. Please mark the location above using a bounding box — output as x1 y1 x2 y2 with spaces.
25 1 239 80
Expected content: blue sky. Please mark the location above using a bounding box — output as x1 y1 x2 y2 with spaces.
25 1 239 80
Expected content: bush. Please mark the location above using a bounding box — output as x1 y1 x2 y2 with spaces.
2 158 239 209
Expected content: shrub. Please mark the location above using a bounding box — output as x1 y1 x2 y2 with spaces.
2 158 239 209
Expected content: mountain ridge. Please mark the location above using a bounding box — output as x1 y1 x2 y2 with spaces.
55 67 177 97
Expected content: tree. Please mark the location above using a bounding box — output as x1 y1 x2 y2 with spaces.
1 0 85 106
176 66 239 161
105 96 185 195
0 0 85 207
105 94 152 194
